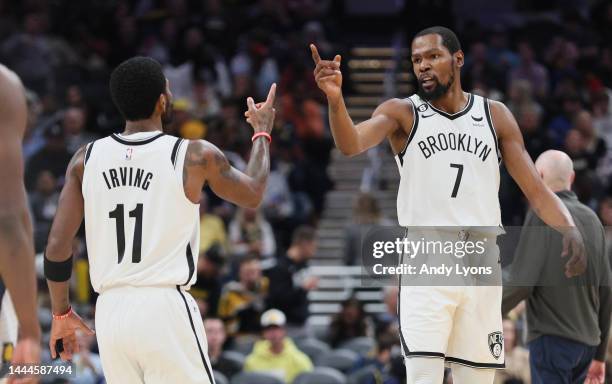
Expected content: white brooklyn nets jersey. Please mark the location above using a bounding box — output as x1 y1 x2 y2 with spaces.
82 131 199 293
395 93 502 227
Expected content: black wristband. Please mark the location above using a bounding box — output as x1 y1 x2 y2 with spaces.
44 253 73 282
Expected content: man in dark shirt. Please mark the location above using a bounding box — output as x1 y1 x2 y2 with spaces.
265 226 319 328
204 317 242 380
502 150 612 384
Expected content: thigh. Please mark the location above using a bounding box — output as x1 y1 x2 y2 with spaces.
398 285 459 357
142 288 214 384
447 286 504 369
528 336 572 384
571 345 597 384
95 293 144 384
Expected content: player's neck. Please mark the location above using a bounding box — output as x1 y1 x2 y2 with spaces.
428 87 468 115
122 119 163 135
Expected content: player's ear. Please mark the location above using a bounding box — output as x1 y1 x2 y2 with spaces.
157 93 166 114
455 50 464 68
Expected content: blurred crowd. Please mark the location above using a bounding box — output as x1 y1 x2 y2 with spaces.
3 0 612 383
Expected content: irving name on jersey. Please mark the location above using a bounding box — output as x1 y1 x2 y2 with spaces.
101 166 154 191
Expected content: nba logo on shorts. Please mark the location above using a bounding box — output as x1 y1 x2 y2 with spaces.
126 148 133 160
488 332 503 359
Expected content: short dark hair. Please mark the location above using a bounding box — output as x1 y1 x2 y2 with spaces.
291 225 316 245
109 56 166 121
413 26 462 54
239 253 260 266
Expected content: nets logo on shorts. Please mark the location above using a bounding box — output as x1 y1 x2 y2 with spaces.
488 332 503 359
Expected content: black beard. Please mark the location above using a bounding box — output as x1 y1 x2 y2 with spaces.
161 103 174 126
417 72 454 101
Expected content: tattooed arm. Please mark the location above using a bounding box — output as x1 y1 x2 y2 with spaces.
182 84 276 207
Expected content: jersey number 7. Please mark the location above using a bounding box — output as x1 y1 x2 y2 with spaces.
449 163 463 198
108 204 143 263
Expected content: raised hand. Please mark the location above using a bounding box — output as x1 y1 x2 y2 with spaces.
244 83 276 134
310 44 342 102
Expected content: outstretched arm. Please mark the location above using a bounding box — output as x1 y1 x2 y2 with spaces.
310 44 411 156
184 84 276 208
0 65 41 372
493 100 586 277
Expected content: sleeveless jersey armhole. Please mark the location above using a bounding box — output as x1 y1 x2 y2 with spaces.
397 97 420 167
173 138 188 185
483 98 502 163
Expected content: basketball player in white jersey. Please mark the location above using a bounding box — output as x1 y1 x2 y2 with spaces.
311 26 586 383
0 65 41 384
44 57 275 384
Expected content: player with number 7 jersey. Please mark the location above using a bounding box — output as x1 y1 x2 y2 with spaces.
44 57 275 384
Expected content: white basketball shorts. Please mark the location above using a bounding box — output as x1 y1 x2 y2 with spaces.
397 229 504 369
95 286 215 383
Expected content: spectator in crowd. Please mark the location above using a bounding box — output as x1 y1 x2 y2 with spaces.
344 193 392 265
350 332 402 384
509 41 549 99
575 110 607 172
22 89 45 160
494 319 530 384
328 296 373 348
463 41 502 92
62 106 97 154
502 150 611 384
28 170 59 252
516 103 552 161
190 245 225 318
0 12 53 95
25 123 72 190
244 309 313 383
229 207 276 259
266 226 318 330
375 286 399 337
548 93 583 147
597 195 612 264
218 254 269 340
204 317 242 380
505 80 542 118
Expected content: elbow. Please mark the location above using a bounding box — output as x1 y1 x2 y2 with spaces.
0 213 29 249
45 234 70 261
243 185 266 209
338 145 360 157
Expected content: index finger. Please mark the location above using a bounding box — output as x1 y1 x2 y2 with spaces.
310 44 321 64
265 83 276 105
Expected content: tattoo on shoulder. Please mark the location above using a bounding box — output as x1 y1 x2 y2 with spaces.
185 141 208 169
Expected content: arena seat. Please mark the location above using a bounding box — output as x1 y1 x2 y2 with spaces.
295 337 331 362
293 367 347 384
220 350 246 371
347 365 378 384
315 348 360 373
339 336 376 356
230 372 284 384
213 370 229 384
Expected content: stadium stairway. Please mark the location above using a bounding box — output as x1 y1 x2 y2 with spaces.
306 47 413 336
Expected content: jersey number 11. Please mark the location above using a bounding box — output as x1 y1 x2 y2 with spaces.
108 204 143 264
